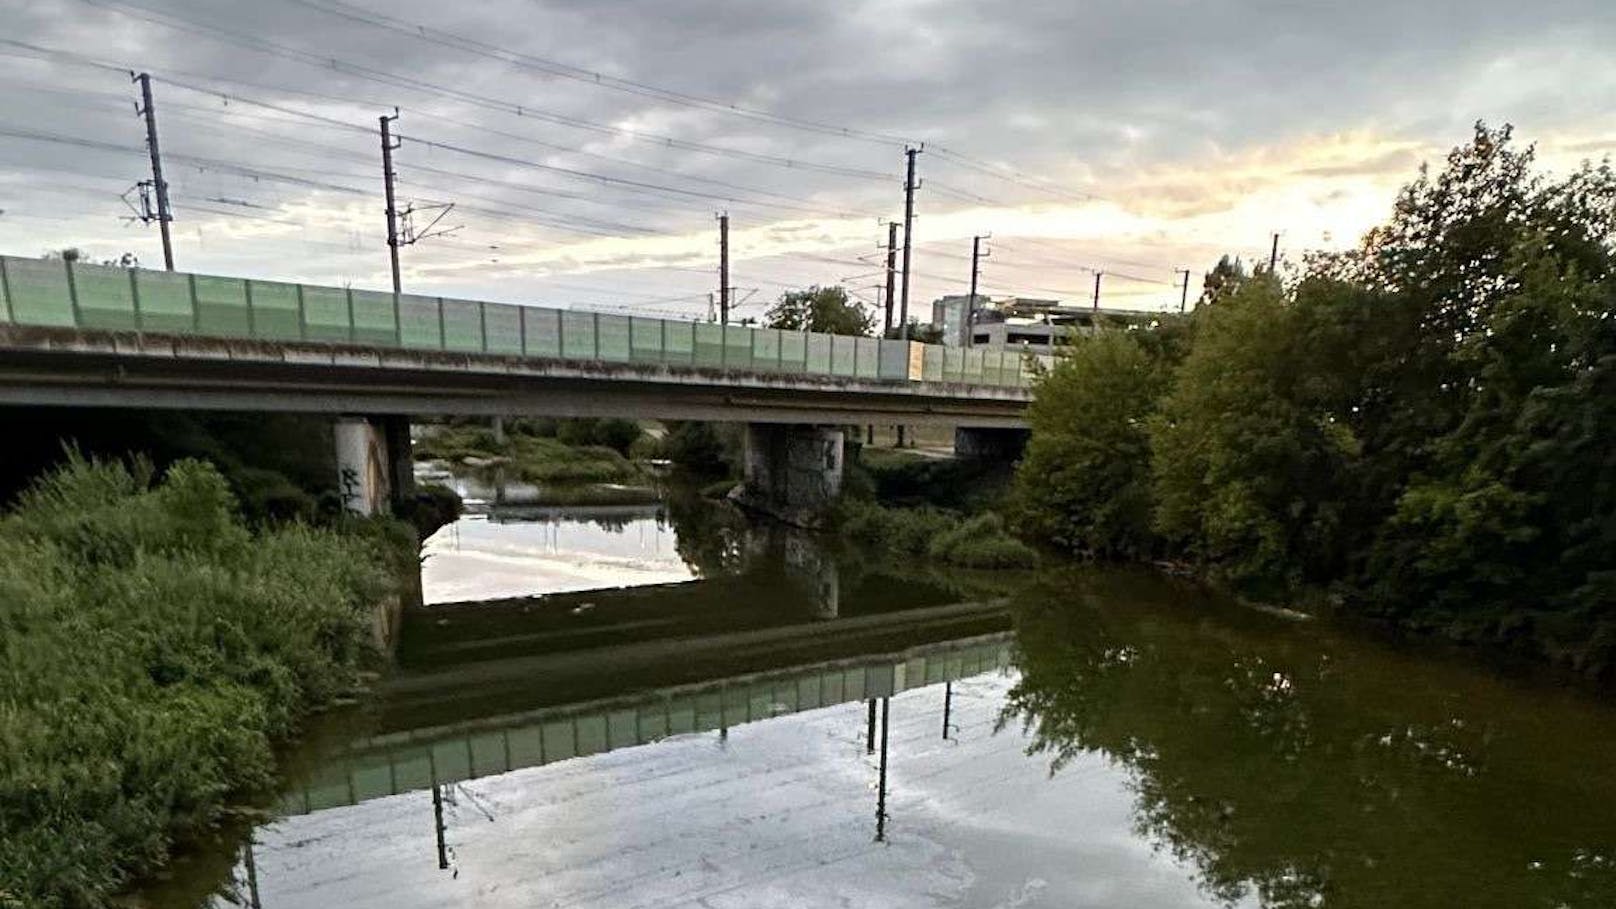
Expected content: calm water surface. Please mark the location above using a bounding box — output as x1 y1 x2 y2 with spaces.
146 494 1616 908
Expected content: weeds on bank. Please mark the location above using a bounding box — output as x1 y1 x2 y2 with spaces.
0 456 397 909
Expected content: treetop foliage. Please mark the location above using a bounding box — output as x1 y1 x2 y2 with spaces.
1013 123 1616 676
763 285 874 336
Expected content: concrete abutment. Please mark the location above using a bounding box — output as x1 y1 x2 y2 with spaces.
734 423 844 528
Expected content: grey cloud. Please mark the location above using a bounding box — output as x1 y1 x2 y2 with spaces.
1 0 1612 310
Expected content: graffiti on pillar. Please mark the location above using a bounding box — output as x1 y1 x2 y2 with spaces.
335 419 393 516
339 465 363 512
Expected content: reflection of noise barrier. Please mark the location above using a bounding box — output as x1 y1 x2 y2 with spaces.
279 632 1014 816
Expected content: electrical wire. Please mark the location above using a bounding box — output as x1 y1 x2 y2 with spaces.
279 0 916 147
66 2 901 181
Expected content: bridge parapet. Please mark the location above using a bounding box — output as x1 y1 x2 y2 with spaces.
0 255 1050 389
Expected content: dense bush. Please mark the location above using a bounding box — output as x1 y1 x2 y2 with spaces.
1013 124 1616 675
837 500 1036 569
928 513 1039 568
555 417 643 456
1009 331 1172 559
414 423 640 485
661 421 743 478
0 457 397 908
855 447 1012 511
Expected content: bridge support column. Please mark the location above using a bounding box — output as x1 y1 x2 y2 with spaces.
735 424 843 528
953 426 1029 463
334 415 394 516
382 415 415 504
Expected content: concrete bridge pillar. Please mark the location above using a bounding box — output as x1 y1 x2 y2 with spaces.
335 415 413 516
735 423 843 527
953 426 1029 463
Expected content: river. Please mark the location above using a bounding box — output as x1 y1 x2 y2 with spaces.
139 482 1616 908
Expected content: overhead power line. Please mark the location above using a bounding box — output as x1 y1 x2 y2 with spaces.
67 1 898 181
279 0 916 147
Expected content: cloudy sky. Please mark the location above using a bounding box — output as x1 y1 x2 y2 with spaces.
1 0 1612 320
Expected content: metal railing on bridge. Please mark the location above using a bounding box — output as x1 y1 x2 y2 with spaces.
0 255 1050 388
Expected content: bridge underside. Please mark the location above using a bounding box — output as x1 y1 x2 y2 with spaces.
0 326 1029 428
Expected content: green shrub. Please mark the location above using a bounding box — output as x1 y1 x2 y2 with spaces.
662 422 741 478
836 501 1035 569
394 482 463 540
628 432 666 461
1010 331 1171 559
929 513 1039 568
0 456 395 908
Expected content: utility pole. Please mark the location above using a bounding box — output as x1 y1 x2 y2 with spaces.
965 234 987 347
1178 269 1192 313
134 73 174 271
718 212 730 324
1268 232 1280 273
1092 271 1103 310
883 221 898 335
379 111 402 294
898 147 920 340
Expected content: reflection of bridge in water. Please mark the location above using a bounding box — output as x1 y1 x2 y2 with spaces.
280 631 1013 816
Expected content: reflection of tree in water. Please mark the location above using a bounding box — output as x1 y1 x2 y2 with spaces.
662 489 751 577
1000 569 1616 909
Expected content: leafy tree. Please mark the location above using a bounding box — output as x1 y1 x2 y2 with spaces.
1011 332 1170 558
43 248 139 267
1014 122 1616 674
763 285 873 336
1149 278 1358 592
1199 254 1249 306
883 319 944 344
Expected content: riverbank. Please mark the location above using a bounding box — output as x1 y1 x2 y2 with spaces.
0 457 407 909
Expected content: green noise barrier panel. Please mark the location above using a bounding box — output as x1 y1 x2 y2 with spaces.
0 255 1042 389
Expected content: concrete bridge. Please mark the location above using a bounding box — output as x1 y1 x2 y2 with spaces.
0 255 1038 521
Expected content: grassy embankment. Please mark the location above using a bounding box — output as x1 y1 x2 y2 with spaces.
0 457 406 909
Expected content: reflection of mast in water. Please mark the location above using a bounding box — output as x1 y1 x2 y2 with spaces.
429 754 449 871
875 697 891 842
242 835 262 909
865 699 877 754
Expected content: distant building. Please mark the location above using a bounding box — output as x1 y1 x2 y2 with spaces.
928 293 1168 351
930 294 974 347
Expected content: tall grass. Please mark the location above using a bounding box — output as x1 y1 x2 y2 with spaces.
0 456 398 908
